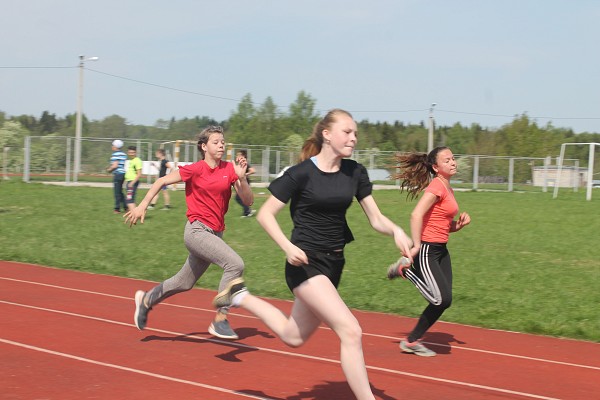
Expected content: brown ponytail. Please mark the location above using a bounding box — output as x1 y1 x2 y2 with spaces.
393 146 449 200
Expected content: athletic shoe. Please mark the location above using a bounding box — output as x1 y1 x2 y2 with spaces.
160 205 171 210
208 319 239 340
400 339 436 357
213 278 247 308
134 290 151 330
147 205 155 210
241 209 256 218
387 256 411 280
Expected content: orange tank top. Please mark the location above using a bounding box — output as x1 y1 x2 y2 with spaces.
421 178 459 243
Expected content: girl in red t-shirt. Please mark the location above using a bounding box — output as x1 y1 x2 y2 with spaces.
388 146 471 357
124 125 254 340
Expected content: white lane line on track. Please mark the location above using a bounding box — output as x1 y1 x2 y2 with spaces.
0 300 561 400
0 338 276 400
2 276 599 372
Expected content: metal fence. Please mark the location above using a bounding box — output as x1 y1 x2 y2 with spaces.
7 136 584 193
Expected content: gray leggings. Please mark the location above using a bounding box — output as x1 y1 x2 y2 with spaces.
145 220 244 313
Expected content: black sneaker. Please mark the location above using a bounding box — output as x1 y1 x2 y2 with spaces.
208 319 239 340
134 290 151 330
212 278 247 308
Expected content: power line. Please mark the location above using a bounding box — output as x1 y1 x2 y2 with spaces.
83 68 600 122
436 109 600 121
86 67 249 105
0 66 73 69
3 65 600 122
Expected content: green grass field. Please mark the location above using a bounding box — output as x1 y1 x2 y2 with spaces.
1 180 599 342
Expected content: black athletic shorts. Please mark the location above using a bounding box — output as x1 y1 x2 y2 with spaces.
285 249 345 292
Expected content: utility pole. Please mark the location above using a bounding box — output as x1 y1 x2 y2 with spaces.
427 102 437 153
74 55 98 183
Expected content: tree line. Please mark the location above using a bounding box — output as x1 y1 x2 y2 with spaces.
1 90 599 169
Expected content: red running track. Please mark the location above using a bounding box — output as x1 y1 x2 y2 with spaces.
1 261 599 399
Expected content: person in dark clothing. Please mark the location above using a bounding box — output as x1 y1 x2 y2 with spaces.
148 148 174 210
213 109 413 400
234 149 255 217
106 139 127 214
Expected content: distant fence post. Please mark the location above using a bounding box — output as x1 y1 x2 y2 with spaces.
275 150 281 176
508 158 514 192
23 136 31 183
3 147 9 180
66 137 72 184
586 143 595 201
472 156 479 190
261 146 270 183
573 160 579 192
543 156 550 193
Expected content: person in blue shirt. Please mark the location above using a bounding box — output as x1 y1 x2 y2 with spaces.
106 139 127 214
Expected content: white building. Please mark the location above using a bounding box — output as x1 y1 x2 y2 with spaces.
532 166 587 188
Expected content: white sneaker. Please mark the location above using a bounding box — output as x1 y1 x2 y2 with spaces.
208 320 239 340
400 339 436 357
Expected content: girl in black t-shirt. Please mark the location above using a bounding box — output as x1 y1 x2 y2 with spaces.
213 109 412 400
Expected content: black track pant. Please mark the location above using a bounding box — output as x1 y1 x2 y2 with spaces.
404 242 452 342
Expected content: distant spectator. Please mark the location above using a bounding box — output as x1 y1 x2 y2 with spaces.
148 148 175 210
234 149 256 217
125 146 142 212
106 140 127 214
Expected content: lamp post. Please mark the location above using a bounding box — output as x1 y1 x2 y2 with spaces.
74 55 98 183
427 102 437 153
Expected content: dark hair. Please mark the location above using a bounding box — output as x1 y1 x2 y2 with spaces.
197 125 224 160
299 109 353 162
156 148 166 156
128 146 137 151
236 149 248 158
393 146 449 200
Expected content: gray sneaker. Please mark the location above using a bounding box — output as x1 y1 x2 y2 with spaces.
212 278 247 308
134 290 151 330
208 319 239 340
387 256 411 280
400 339 436 357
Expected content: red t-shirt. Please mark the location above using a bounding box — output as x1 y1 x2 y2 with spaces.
421 178 459 243
178 160 239 232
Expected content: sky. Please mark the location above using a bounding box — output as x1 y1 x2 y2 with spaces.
1 0 600 134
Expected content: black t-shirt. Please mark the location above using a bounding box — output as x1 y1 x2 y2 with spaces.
268 158 373 251
159 159 169 178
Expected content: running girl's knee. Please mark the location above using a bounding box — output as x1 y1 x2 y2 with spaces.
440 296 452 310
336 321 363 347
223 255 245 275
434 294 452 310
